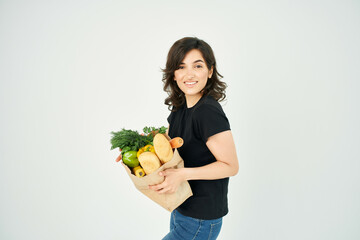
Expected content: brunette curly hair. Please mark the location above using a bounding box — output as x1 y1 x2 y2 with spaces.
161 37 227 111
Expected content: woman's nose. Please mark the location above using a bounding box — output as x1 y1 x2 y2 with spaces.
186 69 195 78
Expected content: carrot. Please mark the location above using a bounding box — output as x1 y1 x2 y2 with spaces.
169 137 184 149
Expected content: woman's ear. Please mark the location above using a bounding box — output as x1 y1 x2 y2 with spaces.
208 66 214 78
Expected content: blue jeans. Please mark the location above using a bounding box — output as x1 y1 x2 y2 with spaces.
162 210 223 240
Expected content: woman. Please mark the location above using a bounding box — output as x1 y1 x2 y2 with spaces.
149 37 239 240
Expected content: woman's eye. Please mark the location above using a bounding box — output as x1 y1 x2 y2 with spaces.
177 65 202 69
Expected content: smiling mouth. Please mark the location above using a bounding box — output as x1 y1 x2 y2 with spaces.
184 81 198 86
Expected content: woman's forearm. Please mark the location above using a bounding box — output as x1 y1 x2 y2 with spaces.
181 160 238 181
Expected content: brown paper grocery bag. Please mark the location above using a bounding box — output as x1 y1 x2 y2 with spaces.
122 149 193 212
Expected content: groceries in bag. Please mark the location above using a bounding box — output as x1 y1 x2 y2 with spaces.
110 126 184 177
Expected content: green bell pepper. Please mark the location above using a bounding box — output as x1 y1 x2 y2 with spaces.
122 150 139 168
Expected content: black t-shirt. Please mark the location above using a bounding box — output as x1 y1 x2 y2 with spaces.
167 95 231 220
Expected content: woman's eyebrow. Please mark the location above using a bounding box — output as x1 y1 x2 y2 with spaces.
180 59 204 64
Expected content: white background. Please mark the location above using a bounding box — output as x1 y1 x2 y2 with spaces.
1 0 359 239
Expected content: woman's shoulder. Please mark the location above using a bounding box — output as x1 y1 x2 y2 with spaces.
196 95 224 110
192 95 231 136
193 95 226 117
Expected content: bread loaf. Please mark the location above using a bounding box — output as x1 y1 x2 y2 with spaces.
153 133 174 164
138 152 161 175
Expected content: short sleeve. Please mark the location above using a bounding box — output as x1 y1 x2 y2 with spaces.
193 103 231 142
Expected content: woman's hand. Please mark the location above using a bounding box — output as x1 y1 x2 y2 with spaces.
149 168 186 194
115 149 122 162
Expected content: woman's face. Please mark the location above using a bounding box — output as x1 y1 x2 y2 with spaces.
174 49 213 102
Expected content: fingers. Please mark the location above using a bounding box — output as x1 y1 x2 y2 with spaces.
159 169 176 176
149 182 165 191
148 181 176 194
157 187 174 194
115 148 122 162
116 153 122 162
150 185 175 194
157 188 169 194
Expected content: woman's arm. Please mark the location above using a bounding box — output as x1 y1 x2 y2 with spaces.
149 130 239 194
183 130 239 180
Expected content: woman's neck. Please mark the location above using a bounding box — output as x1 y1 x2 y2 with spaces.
185 94 203 108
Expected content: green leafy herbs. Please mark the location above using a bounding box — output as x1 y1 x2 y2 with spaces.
110 129 149 152
143 126 167 136
110 126 167 153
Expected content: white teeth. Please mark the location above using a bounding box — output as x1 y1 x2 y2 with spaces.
185 82 197 85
